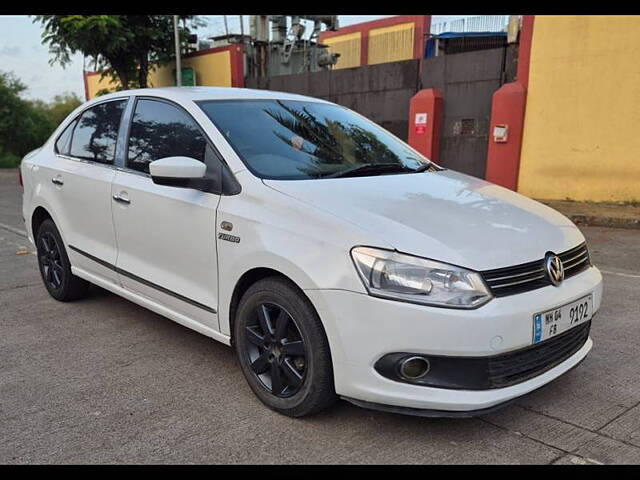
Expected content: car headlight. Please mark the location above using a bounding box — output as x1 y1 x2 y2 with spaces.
350 247 492 309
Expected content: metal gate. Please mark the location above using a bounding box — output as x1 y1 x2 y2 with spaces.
419 47 514 178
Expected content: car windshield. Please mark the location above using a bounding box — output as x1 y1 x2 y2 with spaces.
198 99 437 180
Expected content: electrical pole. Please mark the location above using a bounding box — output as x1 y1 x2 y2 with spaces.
173 15 182 87
223 15 229 37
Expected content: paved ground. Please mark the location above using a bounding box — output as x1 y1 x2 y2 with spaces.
1 167 640 464
540 199 640 230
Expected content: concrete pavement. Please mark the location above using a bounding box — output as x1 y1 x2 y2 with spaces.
540 199 640 230
1 168 639 464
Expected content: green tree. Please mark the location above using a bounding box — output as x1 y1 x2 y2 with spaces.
26 93 81 130
0 72 82 167
0 71 55 165
0 71 28 159
43 92 82 126
33 15 204 90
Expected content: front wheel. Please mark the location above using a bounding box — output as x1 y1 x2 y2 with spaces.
234 277 337 417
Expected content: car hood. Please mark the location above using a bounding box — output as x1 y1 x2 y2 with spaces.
263 170 585 271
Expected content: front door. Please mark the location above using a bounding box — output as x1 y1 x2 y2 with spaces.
111 98 221 330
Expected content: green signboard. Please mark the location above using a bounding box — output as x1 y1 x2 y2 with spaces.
173 67 196 86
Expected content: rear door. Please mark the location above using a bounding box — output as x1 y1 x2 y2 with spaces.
111 97 221 330
47 98 129 284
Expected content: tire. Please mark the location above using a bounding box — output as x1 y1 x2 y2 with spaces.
36 218 90 301
234 276 337 417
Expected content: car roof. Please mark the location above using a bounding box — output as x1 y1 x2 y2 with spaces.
87 86 333 106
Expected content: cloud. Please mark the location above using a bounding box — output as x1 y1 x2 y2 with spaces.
0 45 22 57
0 15 85 102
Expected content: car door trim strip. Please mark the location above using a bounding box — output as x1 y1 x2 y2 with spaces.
68 244 217 314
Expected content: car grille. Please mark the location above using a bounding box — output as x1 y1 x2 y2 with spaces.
487 320 591 388
481 243 591 297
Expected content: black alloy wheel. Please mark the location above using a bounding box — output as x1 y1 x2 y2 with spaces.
234 277 336 417
38 231 64 291
245 302 307 397
36 218 90 301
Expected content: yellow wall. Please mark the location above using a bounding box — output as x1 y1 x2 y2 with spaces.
367 22 414 65
324 32 361 70
518 16 640 202
85 73 119 99
85 49 233 99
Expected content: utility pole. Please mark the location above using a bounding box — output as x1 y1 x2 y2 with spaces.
173 15 182 87
223 15 229 37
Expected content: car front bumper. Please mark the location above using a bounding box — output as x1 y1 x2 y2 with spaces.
304 266 603 414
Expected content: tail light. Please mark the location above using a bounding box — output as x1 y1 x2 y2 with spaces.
18 168 23 190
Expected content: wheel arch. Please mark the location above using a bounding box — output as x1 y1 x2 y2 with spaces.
227 267 317 346
31 205 53 240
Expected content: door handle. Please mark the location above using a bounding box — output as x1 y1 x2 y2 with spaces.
51 177 63 186
112 194 131 205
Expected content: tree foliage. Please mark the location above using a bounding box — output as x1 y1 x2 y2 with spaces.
42 92 83 126
0 70 82 167
33 15 204 90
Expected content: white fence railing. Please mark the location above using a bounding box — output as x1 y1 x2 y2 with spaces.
430 15 510 34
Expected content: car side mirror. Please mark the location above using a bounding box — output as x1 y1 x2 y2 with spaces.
150 156 206 179
149 156 207 189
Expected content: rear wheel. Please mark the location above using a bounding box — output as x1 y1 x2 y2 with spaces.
234 277 337 417
36 219 90 301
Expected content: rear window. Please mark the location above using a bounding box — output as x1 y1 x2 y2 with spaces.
69 100 127 163
54 119 77 155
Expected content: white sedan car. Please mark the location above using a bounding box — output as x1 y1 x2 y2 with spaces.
20 87 603 417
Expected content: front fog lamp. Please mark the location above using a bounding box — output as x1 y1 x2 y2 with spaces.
351 247 492 309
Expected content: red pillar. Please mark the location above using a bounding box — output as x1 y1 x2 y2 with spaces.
484 15 535 190
485 82 527 190
230 44 245 87
407 89 444 162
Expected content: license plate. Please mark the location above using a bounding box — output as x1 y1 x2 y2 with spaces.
533 294 593 343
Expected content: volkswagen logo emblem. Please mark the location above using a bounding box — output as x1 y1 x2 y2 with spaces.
544 253 565 286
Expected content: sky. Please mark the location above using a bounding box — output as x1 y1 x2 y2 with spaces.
0 15 470 103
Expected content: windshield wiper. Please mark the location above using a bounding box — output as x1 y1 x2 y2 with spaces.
411 163 431 173
323 163 424 179
406 157 439 172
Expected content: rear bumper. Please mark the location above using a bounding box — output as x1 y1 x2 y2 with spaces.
305 266 602 413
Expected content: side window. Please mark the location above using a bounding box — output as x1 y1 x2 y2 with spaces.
69 100 126 163
54 119 77 155
127 99 207 174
